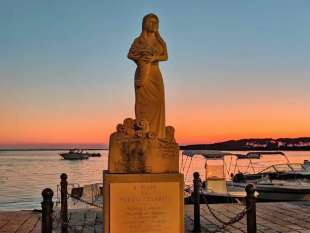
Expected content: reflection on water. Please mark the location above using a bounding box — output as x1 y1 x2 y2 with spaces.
0 150 108 211
0 150 309 210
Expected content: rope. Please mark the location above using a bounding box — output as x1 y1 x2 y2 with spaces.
182 155 189 173
227 156 233 177
181 154 184 172
233 160 238 175
223 160 229 177
185 157 193 179
250 160 256 173
245 160 251 173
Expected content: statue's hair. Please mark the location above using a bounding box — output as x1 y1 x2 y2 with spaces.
142 13 166 49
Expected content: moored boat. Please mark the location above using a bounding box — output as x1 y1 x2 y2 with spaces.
229 180 310 201
87 152 101 157
182 150 246 204
59 149 89 160
182 150 310 202
229 155 310 201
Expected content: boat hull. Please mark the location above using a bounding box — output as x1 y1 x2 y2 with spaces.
184 192 245 204
229 182 310 201
60 153 89 160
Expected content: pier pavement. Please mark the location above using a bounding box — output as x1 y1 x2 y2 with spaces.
1 201 310 233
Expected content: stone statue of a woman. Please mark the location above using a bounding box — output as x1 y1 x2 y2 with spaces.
108 14 178 174
128 13 168 139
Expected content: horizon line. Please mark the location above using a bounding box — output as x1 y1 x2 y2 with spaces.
1 136 310 150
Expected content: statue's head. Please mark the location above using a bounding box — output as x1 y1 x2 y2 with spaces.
142 13 159 33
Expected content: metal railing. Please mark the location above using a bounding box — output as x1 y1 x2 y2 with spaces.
41 173 103 233
192 172 257 233
41 171 257 233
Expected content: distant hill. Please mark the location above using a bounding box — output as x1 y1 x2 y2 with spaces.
180 137 310 151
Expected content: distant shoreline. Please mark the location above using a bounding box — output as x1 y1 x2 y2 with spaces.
0 148 108 151
2 137 310 152
1 148 310 152
179 147 310 151
180 137 310 151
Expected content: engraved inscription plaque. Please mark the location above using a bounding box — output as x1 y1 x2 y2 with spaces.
110 182 180 233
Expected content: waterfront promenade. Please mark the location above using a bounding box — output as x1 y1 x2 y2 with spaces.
1 201 310 233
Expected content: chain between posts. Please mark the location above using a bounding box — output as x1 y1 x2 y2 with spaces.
57 173 103 233
200 189 250 228
195 179 253 233
56 184 103 209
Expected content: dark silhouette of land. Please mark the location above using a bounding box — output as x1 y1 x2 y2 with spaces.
1 137 310 151
180 137 310 151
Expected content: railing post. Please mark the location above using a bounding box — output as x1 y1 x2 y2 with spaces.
41 188 54 233
245 184 257 233
60 173 68 233
193 172 201 232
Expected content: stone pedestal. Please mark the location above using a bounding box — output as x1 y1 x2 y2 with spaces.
105 119 182 232
109 137 179 173
108 118 179 174
103 173 184 233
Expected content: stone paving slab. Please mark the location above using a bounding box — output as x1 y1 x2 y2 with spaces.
0 211 41 233
185 201 310 233
1 201 310 233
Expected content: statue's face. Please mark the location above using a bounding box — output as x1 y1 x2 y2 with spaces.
144 16 158 33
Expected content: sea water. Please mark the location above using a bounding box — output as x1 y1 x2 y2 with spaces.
0 150 309 211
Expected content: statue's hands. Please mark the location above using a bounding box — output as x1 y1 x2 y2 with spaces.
128 51 141 60
141 54 156 63
139 49 156 63
129 54 141 60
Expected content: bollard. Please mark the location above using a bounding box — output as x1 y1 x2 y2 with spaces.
41 188 54 233
245 184 257 233
60 173 68 233
193 172 201 232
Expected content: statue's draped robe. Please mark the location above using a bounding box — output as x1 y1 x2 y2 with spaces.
129 37 166 139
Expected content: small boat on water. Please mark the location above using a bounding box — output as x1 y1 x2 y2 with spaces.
59 149 101 160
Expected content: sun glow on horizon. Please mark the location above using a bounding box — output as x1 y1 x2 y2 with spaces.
1 1 310 147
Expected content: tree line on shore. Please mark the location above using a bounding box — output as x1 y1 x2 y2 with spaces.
180 137 310 151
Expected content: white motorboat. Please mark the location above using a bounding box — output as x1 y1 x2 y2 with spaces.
229 153 310 201
182 150 246 204
59 149 89 160
230 163 310 201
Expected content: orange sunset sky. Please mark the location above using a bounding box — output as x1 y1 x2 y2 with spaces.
1 1 310 148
